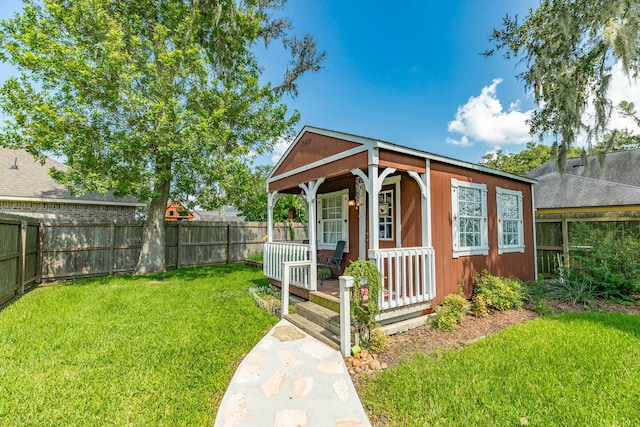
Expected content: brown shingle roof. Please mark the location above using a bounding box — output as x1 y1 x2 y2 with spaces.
527 149 640 209
0 147 142 205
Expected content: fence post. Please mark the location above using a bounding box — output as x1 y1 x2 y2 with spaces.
18 221 27 295
226 224 231 264
109 221 116 276
35 222 44 284
177 222 182 269
339 275 354 357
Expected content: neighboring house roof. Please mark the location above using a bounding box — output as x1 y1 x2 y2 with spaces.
165 201 194 221
0 147 143 206
268 126 537 186
193 206 246 222
527 149 640 209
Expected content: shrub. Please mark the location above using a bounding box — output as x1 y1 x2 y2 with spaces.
524 280 554 315
368 327 390 353
431 294 469 331
531 298 554 316
470 294 489 318
545 276 601 307
473 270 525 311
567 222 640 299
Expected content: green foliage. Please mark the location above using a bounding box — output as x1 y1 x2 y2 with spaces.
0 264 276 426
545 277 601 307
317 268 332 281
0 0 324 272
232 166 309 223
531 298 555 316
567 222 640 299
479 142 553 176
368 327 390 353
431 293 469 331
525 280 555 316
473 270 525 311
248 251 264 263
344 260 382 343
470 294 489 318
362 313 640 426
486 0 640 168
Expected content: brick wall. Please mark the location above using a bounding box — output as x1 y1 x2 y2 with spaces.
0 201 138 222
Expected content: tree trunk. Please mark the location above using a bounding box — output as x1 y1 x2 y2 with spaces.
135 176 171 275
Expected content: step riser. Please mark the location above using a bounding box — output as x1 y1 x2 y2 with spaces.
309 292 340 313
295 304 340 336
285 314 340 351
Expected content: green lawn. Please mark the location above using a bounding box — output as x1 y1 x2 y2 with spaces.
361 312 640 426
0 264 276 426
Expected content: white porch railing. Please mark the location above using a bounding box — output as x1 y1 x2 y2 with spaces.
369 246 436 310
263 242 312 290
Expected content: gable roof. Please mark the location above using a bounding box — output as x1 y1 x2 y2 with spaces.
527 149 640 209
268 126 536 187
0 147 143 206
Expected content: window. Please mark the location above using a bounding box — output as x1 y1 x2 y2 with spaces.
378 190 393 240
451 179 488 257
497 187 525 254
317 189 348 250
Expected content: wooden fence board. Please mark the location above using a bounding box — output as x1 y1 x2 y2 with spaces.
0 218 307 304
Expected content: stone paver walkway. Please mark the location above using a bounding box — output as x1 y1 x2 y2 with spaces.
214 318 371 427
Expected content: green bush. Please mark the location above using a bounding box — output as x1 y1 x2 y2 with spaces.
525 280 554 315
470 294 489 318
473 270 525 311
431 294 469 331
368 327 390 353
545 277 601 307
567 222 640 299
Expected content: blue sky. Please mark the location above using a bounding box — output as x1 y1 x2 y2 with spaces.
258 1 639 164
2 1 638 166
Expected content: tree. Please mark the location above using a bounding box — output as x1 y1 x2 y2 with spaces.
0 0 325 274
486 0 640 170
480 142 553 176
480 135 639 175
231 165 307 226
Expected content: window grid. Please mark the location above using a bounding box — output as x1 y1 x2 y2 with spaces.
317 190 348 249
378 190 393 240
458 186 483 249
497 188 524 254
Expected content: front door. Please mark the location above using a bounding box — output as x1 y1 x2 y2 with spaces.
378 184 396 249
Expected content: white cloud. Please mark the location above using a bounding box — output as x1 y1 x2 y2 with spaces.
271 136 294 163
448 79 533 146
445 135 473 147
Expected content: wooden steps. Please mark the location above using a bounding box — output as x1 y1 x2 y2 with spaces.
286 300 341 351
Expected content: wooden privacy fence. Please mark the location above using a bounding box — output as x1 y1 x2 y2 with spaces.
41 221 307 281
0 217 40 306
0 216 307 305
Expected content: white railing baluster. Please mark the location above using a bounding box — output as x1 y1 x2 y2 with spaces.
370 246 436 311
263 242 312 290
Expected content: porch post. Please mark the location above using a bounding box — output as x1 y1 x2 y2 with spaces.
351 169 370 261
368 164 379 256
299 178 325 291
267 191 279 243
408 159 432 247
369 166 397 257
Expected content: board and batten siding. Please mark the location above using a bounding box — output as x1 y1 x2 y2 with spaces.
429 162 535 303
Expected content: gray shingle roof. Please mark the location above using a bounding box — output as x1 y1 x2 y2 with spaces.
0 147 142 205
527 149 640 209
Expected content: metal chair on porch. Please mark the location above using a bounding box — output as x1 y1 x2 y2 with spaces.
317 240 346 285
